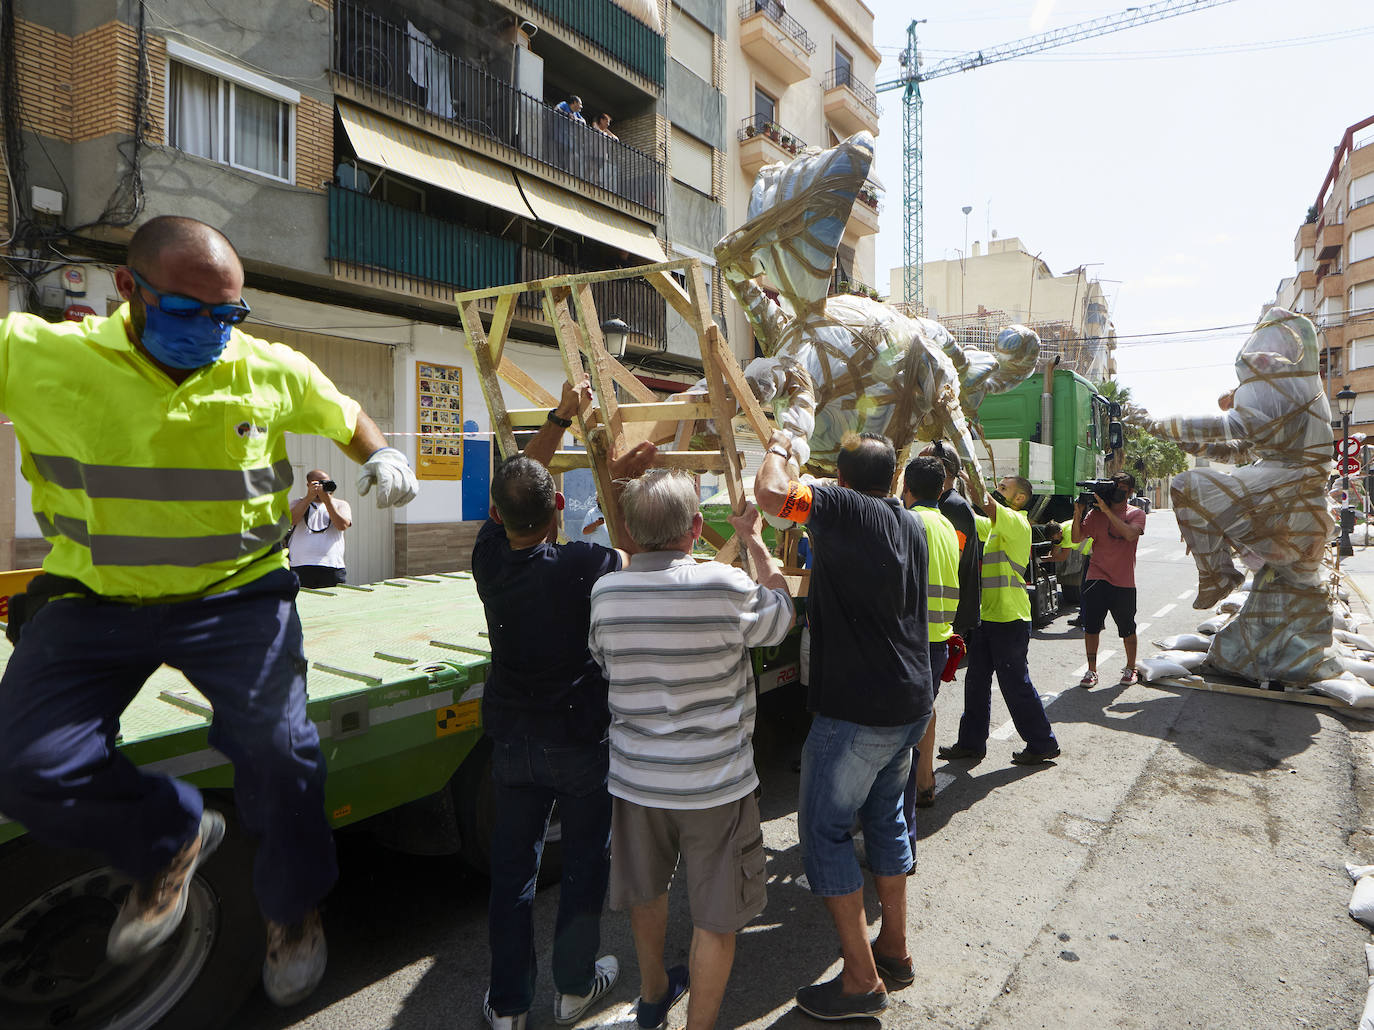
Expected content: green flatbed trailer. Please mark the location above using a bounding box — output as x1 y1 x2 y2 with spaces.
0 569 802 1030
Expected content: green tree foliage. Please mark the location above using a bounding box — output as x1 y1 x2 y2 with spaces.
1097 379 1189 482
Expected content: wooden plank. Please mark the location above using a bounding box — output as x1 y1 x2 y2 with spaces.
714 533 741 565
605 360 657 404
547 451 594 472
616 400 714 422
567 286 626 459
1148 675 1374 717
459 300 517 459
650 450 728 472
700 524 728 550
453 257 698 303
644 268 696 321
707 323 772 447
494 357 557 408
488 293 515 368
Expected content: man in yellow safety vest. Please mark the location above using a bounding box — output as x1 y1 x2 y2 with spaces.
938 473 1060 766
0 215 419 1007
900 455 963 823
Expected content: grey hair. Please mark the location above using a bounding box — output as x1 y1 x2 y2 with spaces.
621 469 699 551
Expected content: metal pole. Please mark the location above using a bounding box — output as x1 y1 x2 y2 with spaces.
1340 410 1354 559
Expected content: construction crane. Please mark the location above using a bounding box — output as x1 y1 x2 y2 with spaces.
877 0 1237 311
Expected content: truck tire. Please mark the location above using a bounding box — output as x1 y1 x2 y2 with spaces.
454 739 564 885
0 804 264 1030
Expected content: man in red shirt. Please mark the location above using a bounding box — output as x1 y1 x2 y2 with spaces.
1071 472 1147 687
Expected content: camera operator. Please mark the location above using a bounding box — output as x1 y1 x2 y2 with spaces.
289 469 352 588
1071 472 1146 688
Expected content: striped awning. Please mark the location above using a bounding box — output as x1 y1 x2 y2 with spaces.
516 173 667 264
337 102 535 221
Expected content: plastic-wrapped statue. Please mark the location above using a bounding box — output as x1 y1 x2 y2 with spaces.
1150 308 1340 683
714 132 1040 474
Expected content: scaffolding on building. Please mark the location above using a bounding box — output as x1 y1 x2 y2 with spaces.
893 303 1112 382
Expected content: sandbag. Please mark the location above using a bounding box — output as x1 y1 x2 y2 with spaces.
1215 591 1249 614
1348 863 1374 927
1338 657 1374 684
1197 615 1230 635
1362 943 1374 1030
1136 657 1194 682
1154 633 1211 652
1336 629 1374 651
1310 674 1374 708
1156 649 1207 671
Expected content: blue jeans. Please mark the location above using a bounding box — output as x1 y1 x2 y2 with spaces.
955 620 1057 753
798 714 929 896
487 737 612 1017
0 568 336 924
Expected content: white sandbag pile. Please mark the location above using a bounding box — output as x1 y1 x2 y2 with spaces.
1361 943 1374 1030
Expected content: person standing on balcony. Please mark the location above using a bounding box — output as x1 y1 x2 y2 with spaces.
555 95 586 124
554 95 587 178
593 113 619 140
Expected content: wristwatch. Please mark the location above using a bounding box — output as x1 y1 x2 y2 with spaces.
546 409 573 428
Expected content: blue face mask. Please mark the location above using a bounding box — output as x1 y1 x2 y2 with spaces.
139 303 232 370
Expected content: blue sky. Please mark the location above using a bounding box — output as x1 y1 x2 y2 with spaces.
864 0 1373 416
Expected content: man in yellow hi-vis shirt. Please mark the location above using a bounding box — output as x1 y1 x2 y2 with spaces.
0 216 418 1007
938 472 1060 767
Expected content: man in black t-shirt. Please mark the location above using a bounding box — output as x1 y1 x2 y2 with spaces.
471 377 654 1030
757 432 932 1022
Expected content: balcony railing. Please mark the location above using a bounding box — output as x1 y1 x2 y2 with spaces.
328 184 518 293
822 67 880 117
737 114 809 156
333 1 665 213
829 273 879 300
738 0 816 55
519 249 667 351
526 0 665 84
856 180 883 213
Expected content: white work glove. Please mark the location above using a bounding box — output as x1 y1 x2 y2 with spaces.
357 447 419 508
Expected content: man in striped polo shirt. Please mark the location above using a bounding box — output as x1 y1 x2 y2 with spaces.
589 470 793 1030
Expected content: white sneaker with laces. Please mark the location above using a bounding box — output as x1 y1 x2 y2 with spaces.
1078 670 1099 688
483 990 529 1029
554 955 619 1025
1119 666 1139 686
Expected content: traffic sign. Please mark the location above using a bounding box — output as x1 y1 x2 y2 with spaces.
1339 456 1362 475
1341 437 1361 457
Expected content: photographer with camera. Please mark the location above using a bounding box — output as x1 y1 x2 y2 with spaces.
289 469 353 588
1071 472 1146 688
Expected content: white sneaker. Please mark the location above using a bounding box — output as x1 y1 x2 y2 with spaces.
554 955 619 1025
262 909 327 1006
483 990 529 1029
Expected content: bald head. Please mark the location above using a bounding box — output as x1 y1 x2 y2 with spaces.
128 216 241 275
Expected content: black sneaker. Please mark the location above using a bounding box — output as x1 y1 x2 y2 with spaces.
871 942 915 988
795 974 888 1020
936 743 985 761
1011 745 1061 765
637 964 688 1029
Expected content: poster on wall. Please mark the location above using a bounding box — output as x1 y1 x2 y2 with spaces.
416 361 463 480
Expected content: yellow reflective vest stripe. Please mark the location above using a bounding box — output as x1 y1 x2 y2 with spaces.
0 308 361 600
908 504 960 643
974 503 1033 623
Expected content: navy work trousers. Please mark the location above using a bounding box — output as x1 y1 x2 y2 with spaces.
0 568 336 924
487 737 612 1017
954 619 1058 754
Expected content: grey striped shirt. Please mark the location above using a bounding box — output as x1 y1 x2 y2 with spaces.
589 551 793 810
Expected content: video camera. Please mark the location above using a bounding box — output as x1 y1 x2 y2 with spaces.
1076 478 1119 507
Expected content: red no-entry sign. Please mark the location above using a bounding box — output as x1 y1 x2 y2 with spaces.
1341 436 1362 457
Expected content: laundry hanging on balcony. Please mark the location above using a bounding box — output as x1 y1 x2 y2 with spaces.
610 0 662 32
407 21 454 119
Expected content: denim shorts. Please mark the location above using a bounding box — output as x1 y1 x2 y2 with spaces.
798 714 929 896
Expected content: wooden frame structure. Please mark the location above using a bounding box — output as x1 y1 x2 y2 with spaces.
454 258 778 568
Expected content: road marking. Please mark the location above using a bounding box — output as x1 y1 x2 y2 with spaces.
1137 547 1156 557
1153 603 1176 618
1135 622 1151 635
990 651 1115 740
1178 589 1193 601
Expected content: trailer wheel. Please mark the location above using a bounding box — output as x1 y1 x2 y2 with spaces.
454 739 565 885
0 805 263 1030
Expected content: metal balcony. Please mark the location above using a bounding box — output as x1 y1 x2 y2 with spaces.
333 1 665 213
526 0 665 85
737 114 809 177
821 67 880 137
738 1 815 85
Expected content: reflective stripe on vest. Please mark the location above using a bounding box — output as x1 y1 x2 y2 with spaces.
979 506 1033 623
37 512 291 567
30 453 293 502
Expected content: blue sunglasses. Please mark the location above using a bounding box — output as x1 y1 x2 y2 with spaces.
128 268 252 325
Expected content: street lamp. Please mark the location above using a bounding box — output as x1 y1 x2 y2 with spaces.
1338 384 1357 559
600 318 630 358
960 205 972 319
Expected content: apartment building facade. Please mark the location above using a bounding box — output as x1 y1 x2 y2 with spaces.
723 0 882 359
891 236 1117 383
1 0 729 576
1282 115 1374 436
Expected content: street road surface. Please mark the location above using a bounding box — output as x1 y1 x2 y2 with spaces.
240 510 1374 1029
